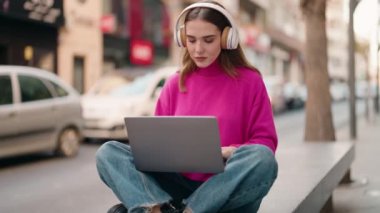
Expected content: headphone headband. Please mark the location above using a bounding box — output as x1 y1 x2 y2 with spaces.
174 2 239 49
175 2 238 33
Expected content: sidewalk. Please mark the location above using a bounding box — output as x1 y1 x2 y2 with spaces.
333 113 380 213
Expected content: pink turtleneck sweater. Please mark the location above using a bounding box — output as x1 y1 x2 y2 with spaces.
155 61 277 181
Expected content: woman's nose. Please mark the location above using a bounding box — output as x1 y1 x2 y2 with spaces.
195 41 204 53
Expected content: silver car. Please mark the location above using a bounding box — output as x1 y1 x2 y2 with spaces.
0 66 83 158
81 66 177 140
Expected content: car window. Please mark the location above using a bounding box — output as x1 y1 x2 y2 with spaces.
18 75 53 102
150 78 166 98
157 78 166 88
0 75 13 105
51 81 69 97
110 73 154 97
89 75 131 95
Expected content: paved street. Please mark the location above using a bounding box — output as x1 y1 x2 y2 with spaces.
0 143 118 213
333 112 380 213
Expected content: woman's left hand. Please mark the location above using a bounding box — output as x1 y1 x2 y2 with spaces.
221 146 237 160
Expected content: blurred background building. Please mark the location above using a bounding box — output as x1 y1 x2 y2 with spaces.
169 0 305 84
101 0 171 71
327 0 349 81
0 0 64 74
0 0 376 94
58 0 102 94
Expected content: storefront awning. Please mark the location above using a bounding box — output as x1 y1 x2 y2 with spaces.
0 0 64 27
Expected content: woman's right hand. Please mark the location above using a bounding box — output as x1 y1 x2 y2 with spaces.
221 146 237 160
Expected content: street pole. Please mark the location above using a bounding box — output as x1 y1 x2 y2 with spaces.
376 46 379 113
348 0 357 140
342 0 359 184
375 3 380 114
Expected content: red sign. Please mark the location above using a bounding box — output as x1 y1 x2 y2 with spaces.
130 40 153 65
129 0 143 39
101 14 116 33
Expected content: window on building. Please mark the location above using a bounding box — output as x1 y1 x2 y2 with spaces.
0 45 8 65
240 0 266 28
23 45 55 72
73 56 85 94
36 49 54 72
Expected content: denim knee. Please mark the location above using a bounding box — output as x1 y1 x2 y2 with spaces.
96 141 117 162
254 145 277 173
96 141 130 168
237 145 278 180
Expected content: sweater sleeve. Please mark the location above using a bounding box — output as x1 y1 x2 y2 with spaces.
249 77 278 153
232 77 278 153
154 74 176 116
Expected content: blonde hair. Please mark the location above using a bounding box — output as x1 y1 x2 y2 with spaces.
178 1 258 92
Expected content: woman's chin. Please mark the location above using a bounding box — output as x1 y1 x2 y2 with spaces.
194 61 211 68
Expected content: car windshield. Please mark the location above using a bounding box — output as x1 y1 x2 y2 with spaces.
87 75 130 95
109 73 154 97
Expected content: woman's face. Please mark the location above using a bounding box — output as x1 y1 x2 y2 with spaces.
185 19 222 68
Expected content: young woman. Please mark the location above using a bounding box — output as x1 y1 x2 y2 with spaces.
96 1 278 212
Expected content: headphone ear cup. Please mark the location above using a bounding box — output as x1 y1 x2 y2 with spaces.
176 28 186 47
229 28 239 49
221 27 230 49
221 27 239 49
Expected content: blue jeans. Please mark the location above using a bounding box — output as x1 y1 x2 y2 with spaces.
96 141 278 213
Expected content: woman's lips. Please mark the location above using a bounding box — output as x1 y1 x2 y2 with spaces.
195 57 206 62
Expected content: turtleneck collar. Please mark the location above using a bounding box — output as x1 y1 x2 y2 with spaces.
194 59 224 77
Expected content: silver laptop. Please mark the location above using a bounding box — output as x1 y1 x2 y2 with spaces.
124 116 225 173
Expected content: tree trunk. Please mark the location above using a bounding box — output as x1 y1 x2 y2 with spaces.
301 0 335 141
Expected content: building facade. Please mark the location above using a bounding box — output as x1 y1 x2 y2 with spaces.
1 0 356 94
0 0 103 93
58 0 102 93
266 0 304 84
326 0 349 81
224 0 305 85
101 0 171 71
0 0 64 72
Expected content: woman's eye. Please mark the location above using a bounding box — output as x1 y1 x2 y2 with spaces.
188 39 196 43
204 38 214 43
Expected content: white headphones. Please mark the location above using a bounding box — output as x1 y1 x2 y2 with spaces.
174 2 239 50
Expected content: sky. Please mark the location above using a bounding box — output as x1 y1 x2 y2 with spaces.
354 0 378 41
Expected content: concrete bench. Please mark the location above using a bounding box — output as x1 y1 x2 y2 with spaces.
259 141 355 213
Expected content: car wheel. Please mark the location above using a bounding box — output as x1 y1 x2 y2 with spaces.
56 127 81 157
